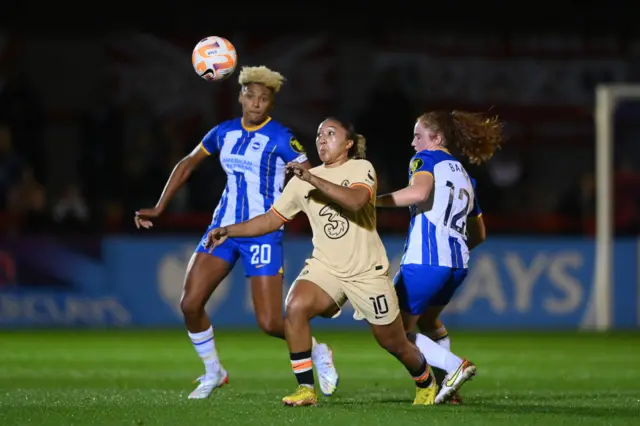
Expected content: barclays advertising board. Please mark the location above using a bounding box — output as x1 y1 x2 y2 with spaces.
0 236 637 329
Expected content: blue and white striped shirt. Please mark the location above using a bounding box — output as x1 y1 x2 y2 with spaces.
400 150 482 269
200 117 307 228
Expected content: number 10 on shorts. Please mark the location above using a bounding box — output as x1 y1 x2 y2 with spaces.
250 244 271 265
369 295 389 316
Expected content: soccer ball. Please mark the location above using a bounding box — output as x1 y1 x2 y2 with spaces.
191 36 238 82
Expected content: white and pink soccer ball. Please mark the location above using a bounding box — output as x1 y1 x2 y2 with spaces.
191 36 238 82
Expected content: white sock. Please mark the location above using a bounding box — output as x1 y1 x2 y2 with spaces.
188 326 220 378
437 336 451 351
415 333 462 373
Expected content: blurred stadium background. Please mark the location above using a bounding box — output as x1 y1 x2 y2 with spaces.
1 8 640 425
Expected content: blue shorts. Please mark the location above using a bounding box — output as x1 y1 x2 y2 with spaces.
394 264 468 315
195 225 284 277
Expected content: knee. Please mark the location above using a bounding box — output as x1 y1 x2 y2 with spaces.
285 295 314 322
255 313 284 337
180 292 205 318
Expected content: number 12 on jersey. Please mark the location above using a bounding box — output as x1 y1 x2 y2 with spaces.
443 181 470 235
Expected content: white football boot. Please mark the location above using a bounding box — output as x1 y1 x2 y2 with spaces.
188 367 229 399
435 359 476 404
312 343 339 396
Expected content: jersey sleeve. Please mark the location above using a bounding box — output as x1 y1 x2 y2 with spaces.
271 179 302 221
278 130 308 163
409 152 435 182
469 178 483 218
349 160 377 201
200 125 221 155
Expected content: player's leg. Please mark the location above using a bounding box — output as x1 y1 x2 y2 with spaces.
416 306 451 395
369 316 438 405
249 274 286 336
416 267 468 344
281 265 344 406
416 268 459 352
396 265 467 394
240 238 339 394
239 235 286 337
182 234 238 399
419 267 477 404
346 276 437 405
417 308 449 348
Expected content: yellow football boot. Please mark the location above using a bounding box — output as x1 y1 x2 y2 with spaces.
413 369 438 406
282 385 318 407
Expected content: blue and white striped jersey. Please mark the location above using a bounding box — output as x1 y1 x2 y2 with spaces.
400 149 482 269
199 117 307 228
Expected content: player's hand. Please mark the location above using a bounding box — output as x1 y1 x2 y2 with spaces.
204 227 228 252
286 162 312 182
134 207 163 229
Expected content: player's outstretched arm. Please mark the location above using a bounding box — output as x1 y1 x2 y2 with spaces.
135 144 208 229
376 173 434 208
286 163 370 212
204 210 285 251
154 145 209 212
226 209 284 238
466 215 486 250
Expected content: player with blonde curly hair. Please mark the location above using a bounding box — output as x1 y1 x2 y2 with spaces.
134 66 339 399
377 110 503 403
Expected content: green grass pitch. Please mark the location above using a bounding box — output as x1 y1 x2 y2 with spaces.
0 330 639 425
